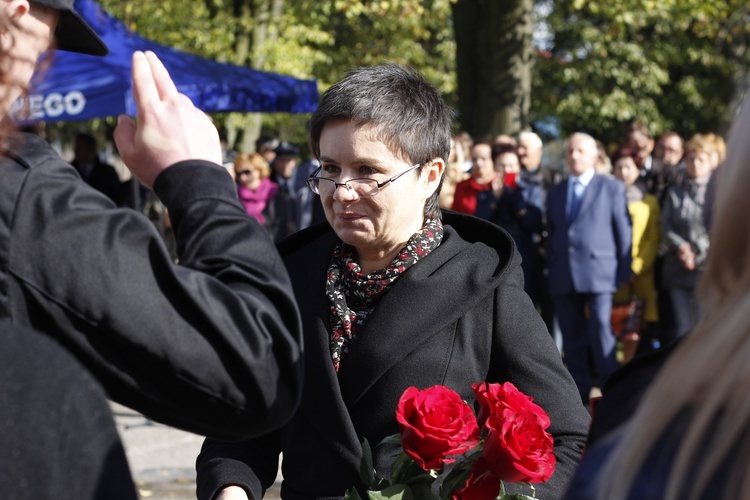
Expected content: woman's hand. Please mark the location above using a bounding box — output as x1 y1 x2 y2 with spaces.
114 51 222 188
677 242 696 271
491 175 504 198
214 486 250 500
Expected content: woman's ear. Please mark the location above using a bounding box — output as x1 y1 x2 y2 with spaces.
423 157 445 188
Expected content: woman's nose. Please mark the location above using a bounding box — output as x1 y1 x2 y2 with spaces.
332 182 359 202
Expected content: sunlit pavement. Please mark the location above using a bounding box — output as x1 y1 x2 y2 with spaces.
111 403 281 499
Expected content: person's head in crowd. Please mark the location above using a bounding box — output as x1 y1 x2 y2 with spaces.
703 132 726 169
271 141 299 180
611 148 639 187
494 150 521 189
469 140 496 185
491 140 516 160
625 121 654 169
255 134 280 165
448 135 465 169
655 131 684 168
566 132 598 177
595 140 613 175
0 0 107 126
307 63 450 258
456 130 473 160
73 132 98 165
517 131 543 172
446 135 466 180
595 93 750 500
494 149 521 172
684 134 714 181
492 134 517 151
234 152 270 191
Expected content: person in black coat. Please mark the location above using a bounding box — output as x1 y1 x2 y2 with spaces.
0 322 136 500
0 1 302 441
197 64 589 500
489 149 545 308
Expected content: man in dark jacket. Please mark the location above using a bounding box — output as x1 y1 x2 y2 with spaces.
546 133 632 403
0 0 303 441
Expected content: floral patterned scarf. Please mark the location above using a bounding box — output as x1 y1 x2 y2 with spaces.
325 217 443 372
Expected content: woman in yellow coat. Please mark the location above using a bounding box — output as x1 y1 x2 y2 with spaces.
612 150 661 357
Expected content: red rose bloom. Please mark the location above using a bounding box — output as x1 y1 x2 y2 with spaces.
451 457 501 500
396 385 480 471
472 382 556 483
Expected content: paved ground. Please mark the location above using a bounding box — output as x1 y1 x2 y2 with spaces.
111 403 281 499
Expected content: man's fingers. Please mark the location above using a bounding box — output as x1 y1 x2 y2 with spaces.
131 51 159 117
113 114 136 162
144 51 179 101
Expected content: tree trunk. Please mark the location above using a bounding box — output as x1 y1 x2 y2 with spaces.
236 0 285 153
452 0 534 140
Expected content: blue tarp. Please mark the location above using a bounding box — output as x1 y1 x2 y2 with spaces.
15 0 319 123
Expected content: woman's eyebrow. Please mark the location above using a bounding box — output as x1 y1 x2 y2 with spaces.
318 155 382 166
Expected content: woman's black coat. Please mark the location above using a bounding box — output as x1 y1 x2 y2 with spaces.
197 211 590 500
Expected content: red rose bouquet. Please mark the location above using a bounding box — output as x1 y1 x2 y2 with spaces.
344 382 556 500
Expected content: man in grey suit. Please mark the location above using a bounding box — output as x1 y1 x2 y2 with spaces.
546 133 632 403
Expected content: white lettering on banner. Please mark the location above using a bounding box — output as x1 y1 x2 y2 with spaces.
23 91 87 120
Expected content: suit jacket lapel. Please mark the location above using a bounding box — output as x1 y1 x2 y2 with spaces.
574 173 600 222
549 182 568 229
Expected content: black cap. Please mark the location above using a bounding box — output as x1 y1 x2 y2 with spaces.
32 0 109 56
274 141 300 157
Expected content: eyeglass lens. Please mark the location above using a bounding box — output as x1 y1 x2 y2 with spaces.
310 178 379 197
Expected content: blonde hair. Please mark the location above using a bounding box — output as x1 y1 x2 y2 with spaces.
704 132 727 166
449 135 466 169
684 133 715 157
234 152 270 180
596 98 750 500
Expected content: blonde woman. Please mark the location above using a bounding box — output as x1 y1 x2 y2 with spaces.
234 152 278 225
438 135 469 209
567 98 750 499
660 135 713 337
611 149 661 360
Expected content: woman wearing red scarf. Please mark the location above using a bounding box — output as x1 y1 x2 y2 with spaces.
197 64 589 500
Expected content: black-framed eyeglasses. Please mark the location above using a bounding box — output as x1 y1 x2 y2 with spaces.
306 163 422 198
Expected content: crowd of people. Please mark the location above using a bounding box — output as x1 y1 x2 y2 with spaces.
447 124 722 405
4 1 750 500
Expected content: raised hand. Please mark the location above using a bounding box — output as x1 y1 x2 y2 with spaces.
114 51 222 188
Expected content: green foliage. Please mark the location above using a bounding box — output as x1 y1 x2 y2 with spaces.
534 0 750 144
87 0 456 150
46 0 750 155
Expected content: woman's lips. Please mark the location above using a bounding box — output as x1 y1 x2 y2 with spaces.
337 212 366 221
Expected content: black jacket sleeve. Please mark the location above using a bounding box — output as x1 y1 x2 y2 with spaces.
4 138 303 440
197 432 281 500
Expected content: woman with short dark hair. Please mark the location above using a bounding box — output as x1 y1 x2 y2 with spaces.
197 64 589 500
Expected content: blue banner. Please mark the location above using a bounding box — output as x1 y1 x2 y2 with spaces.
13 0 319 123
